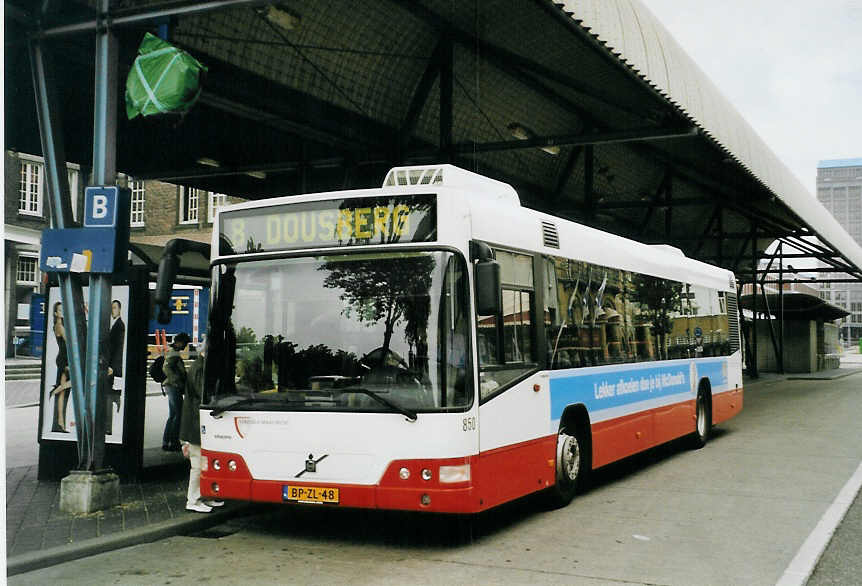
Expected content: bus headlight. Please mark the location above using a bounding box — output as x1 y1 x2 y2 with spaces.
421 468 433 481
228 460 237 472
213 459 222 471
439 464 471 483
399 467 410 480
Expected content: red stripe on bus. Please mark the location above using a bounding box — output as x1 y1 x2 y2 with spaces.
712 388 743 425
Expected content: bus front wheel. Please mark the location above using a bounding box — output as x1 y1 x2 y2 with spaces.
547 426 584 508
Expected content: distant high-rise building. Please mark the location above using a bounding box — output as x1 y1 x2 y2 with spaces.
816 158 862 342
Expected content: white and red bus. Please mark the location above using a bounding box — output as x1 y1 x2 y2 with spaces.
191 164 742 512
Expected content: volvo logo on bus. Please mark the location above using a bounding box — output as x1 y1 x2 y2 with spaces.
296 453 329 477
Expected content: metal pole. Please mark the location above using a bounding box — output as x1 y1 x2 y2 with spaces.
778 242 784 373
29 38 91 465
439 37 453 162
85 0 119 470
584 145 594 223
750 222 758 378
665 172 672 240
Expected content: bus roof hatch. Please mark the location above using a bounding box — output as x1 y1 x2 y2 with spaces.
383 164 520 206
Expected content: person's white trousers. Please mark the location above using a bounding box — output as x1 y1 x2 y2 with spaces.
186 443 203 506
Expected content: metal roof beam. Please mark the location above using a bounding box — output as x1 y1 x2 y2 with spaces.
197 92 371 152
31 1 272 39
693 206 722 257
779 237 857 273
754 266 862 275
404 1 654 122
397 40 445 157
638 168 670 237
595 197 706 210
704 253 839 261
439 36 453 162
552 146 582 205
756 279 862 284
437 126 697 156
668 231 794 242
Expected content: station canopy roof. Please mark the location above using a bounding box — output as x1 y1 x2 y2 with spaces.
7 0 862 285
739 290 850 322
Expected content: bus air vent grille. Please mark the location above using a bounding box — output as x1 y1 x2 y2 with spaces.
541 221 560 248
383 167 444 187
726 292 740 353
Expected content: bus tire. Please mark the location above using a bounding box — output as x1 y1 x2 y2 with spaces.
547 425 585 508
690 387 711 449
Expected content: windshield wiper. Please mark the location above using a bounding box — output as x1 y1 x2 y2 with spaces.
209 396 274 417
337 387 418 422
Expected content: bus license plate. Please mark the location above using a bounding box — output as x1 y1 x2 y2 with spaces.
283 485 339 504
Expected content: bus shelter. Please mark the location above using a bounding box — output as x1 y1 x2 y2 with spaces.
37 243 210 481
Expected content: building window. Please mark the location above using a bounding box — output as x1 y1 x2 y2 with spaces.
180 187 200 224
208 192 228 223
19 161 43 216
130 180 146 226
17 257 39 284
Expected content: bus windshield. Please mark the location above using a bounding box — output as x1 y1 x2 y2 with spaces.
205 250 472 414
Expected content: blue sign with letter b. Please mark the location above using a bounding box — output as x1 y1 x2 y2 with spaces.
84 186 120 227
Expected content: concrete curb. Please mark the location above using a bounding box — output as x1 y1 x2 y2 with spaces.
6 503 257 577
787 368 862 381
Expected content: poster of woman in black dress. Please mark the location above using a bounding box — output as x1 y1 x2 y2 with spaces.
41 286 128 443
49 301 71 432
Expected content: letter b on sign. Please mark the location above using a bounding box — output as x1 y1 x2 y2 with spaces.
84 187 118 227
92 195 109 219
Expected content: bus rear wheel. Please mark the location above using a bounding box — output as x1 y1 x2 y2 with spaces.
690 389 711 449
547 426 584 508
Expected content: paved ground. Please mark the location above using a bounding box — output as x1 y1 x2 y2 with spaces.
4 378 252 576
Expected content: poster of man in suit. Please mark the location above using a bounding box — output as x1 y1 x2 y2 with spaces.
41 286 128 443
106 298 126 434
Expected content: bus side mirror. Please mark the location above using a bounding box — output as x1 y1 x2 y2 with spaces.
154 254 179 324
154 238 211 324
475 261 501 316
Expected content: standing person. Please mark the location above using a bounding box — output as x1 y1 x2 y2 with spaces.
49 301 71 433
181 341 224 512
106 299 126 434
162 332 190 451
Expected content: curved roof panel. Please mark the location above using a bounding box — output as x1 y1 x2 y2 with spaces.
562 0 862 274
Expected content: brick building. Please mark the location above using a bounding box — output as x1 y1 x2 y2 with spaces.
3 150 244 357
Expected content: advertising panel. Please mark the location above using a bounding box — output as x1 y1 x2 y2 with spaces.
41 286 129 443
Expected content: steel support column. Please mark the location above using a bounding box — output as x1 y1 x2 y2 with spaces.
29 38 91 466
750 221 758 378
584 145 595 223
85 0 119 470
758 253 781 374
777 242 784 373
438 37 453 162
664 171 672 240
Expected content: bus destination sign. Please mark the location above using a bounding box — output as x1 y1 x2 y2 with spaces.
220 194 436 254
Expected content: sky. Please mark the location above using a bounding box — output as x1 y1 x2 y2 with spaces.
641 0 862 196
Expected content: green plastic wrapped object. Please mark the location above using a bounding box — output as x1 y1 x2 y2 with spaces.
126 33 207 119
